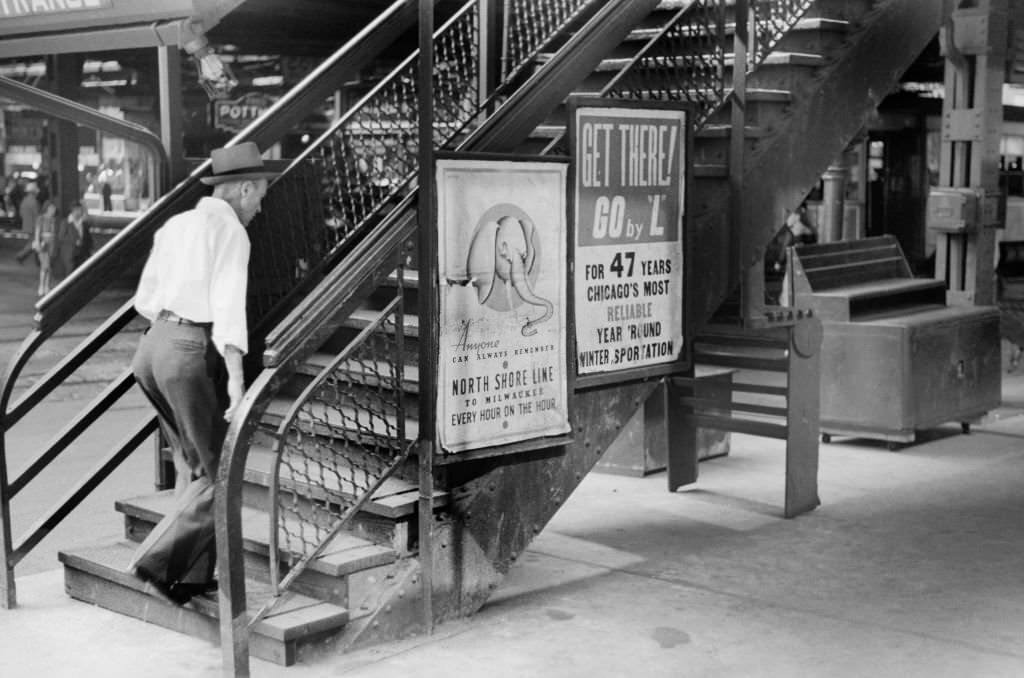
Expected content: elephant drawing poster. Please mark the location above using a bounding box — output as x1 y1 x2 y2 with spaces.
571 102 688 376
435 157 571 454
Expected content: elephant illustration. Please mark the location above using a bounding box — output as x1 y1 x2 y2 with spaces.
467 214 554 336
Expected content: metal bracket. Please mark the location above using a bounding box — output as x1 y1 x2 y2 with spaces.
943 109 985 142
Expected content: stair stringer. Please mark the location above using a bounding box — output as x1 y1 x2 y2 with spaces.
324 379 659 652
432 380 661 619
692 0 953 326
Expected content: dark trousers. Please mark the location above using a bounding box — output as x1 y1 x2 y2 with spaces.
132 319 227 480
129 318 227 590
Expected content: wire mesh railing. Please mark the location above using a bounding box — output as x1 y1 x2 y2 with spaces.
253 292 410 622
502 0 591 80
603 0 727 128
751 0 817 68
601 0 817 128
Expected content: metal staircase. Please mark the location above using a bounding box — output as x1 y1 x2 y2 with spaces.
0 0 957 674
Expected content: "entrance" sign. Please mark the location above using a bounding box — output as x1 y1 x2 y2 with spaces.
0 0 112 19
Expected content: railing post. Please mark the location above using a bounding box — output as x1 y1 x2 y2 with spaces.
479 0 503 111
0 432 16 609
784 317 821 518
417 0 437 635
731 0 760 321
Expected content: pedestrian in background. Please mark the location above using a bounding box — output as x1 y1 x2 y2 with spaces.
68 201 94 270
32 200 60 296
14 182 40 265
127 142 276 605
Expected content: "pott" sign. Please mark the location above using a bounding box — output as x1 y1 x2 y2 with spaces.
213 92 275 133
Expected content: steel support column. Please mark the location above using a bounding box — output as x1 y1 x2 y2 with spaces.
417 0 437 635
158 46 187 187
51 54 83 213
934 0 1008 306
820 164 847 243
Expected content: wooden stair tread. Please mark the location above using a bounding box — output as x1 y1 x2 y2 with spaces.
347 307 419 336
295 353 420 393
244 443 448 518
262 395 420 442
596 52 825 72
59 540 349 642
115 491 398 576
625 17 849 42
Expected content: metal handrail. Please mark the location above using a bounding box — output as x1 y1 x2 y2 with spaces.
0 76 167 201
253 295 412 627
0 0 419 610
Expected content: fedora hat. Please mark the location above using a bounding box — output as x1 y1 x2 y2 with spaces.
200 142 279 185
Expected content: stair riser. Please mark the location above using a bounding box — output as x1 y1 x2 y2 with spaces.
773 25 850 56
321 325 421 368
643 0 871 32
365 281 420 314
804 0 874 23
63 565 324 666
694 135 764 166
736 62 824 92
276 376 420 419
240 480 416 554
705 97 791 129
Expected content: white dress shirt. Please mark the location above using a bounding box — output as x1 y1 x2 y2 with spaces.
134 196 250 356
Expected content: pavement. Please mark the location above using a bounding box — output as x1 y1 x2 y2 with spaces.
1 244 1024 677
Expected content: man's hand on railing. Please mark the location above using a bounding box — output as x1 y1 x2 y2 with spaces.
224 344 245 423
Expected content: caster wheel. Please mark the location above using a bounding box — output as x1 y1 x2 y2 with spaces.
821 433 831 444
887 441 901 451
961 422 971 435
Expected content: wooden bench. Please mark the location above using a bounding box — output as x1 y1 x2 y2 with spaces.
787 235 1000 446
788 235 946 320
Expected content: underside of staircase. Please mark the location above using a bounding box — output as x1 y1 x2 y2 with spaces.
56 0 952 667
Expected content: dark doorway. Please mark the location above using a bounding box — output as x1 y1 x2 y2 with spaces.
867 128 928 270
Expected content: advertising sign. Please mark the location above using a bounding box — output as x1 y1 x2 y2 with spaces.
213 92 276 133
436 157 570 453
571 101 688 376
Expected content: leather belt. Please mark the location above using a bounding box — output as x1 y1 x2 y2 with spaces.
157 310 212 328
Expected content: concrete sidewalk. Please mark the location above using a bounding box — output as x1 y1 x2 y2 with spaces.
2 247 1024 677
1 416 1023 678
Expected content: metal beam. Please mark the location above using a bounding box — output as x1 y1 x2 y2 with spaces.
0 0 193 38
0 75 167 194
0 22 184 58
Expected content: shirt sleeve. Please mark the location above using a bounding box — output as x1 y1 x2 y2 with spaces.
209 220 251 357
133 229 162 321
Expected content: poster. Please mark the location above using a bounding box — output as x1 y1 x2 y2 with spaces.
572 102 687 375
436 157 570 453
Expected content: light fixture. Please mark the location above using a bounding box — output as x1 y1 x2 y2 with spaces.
180 18 237 100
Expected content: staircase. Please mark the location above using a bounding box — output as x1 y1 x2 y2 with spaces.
0 0 955 672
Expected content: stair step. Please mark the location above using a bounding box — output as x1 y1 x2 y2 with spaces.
262 394 420 444
595 51 825 73
726 51 827 68
696 124 770 139
625 17 850 43
348 307 419 337
116 490 398 577
295 354 420 394
244 443 447 519
60 540 349 666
